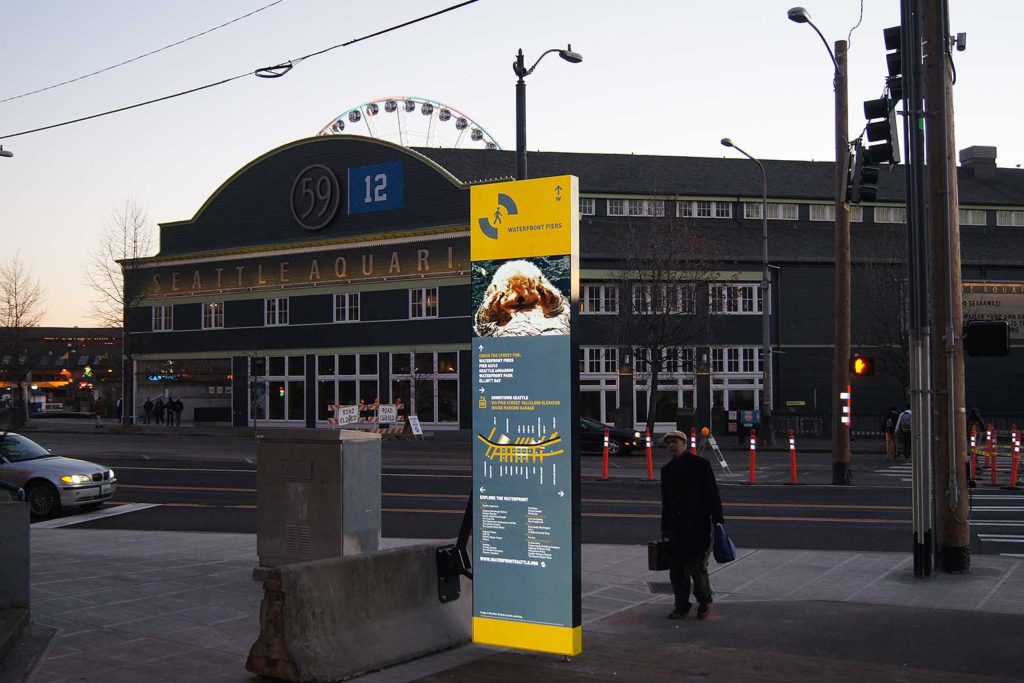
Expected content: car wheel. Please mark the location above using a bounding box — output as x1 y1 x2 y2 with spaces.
26 481 61 519
607 438 622 456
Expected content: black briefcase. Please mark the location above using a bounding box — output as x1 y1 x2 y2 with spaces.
648 540 671 571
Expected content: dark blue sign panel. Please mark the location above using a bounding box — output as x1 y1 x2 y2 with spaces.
473 335 574 630
347 161 404 215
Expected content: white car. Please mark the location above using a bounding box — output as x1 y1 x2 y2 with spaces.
0 432 116 518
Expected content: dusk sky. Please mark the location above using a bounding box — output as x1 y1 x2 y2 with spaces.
1 0 1017 325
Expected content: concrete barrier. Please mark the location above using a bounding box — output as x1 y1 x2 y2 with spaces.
246 543 471 681
0 501 29 611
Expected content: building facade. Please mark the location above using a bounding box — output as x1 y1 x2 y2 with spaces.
125 137 1024 433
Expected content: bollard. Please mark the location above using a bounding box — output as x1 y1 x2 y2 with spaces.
985 424 994 473
991 424 1000 487
644 427 654 482
748 428 757 484
970 425 978 481
690 427 697 456
788 430 798 484
1010 437 1021 491
601 427 610 481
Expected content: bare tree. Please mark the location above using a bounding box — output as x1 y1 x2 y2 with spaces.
0 255 45 427
606 218 718 436
856 231 910 398
84 198 155 424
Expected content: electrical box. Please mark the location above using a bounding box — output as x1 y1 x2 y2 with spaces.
256 428 381 567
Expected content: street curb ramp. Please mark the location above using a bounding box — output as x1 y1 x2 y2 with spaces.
246 543 471 681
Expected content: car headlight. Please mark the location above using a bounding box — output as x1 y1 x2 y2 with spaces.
634 431 642 439
108 469 115 480
61 474 93 485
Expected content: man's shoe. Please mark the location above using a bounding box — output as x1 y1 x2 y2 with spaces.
667 609 689 620
697 604 711 619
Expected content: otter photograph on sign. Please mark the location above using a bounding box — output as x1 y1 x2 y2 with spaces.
472 256 570 337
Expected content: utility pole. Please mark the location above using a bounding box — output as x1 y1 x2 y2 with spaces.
831 39 852 485
924 0 970 573
902 0 934 577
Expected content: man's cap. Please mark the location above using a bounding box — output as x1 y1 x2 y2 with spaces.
663 430 687 444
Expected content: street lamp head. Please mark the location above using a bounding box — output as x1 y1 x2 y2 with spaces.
0 146 12 158
787 6 811 23
558 44 583 64
720 138 734 148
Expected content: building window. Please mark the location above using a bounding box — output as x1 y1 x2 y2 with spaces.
316 353 380 422
743 202 799 221
388 351 459 423
250 355 304 422
632 283 695 314
579 197 595 215
710 283 764 314
996 210 1024 227
580 284 618 314
265 297 289 326
152 305 173 331
874 206 907 223
711 346 762 375
637 347 694 374
608 198 664 217
201 302 224 329
677 200 732 219
809 204 864 223
410 287 438 319
334 292 360 322
579 347 618 374
959 208 987 226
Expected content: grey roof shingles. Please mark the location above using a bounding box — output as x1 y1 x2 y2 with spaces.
415 147 1024 205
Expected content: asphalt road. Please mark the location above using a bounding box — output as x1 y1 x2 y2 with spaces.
22 430 1024 556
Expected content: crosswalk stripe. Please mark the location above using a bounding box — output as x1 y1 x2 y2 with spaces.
31 503 162 529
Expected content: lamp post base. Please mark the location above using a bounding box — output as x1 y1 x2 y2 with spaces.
831 461 852 485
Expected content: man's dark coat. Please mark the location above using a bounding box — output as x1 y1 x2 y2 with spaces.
661 455 724 557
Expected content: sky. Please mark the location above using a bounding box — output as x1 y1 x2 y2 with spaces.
1 0 1019 326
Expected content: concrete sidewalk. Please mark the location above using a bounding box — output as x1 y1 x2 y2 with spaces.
11 528 1024 682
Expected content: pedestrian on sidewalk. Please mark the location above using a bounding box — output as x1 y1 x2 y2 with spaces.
143 397 153 424
172 397 184 426
895 405 912 462
661 430 724 620
154 397 165 425
883 406 899 460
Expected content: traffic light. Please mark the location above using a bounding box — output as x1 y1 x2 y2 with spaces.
850 355 875 376
863 97 901 165
841 147 854 204
848 141 879 204
883 25 903 103
964 320 1010 357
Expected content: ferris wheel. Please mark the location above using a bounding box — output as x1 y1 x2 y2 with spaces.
318 96 502 150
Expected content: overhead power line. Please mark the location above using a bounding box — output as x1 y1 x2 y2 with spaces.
0 0 286 104
0 0 480 141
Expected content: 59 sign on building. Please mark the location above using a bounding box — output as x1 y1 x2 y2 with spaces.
289 160 406 230
470 175 582 656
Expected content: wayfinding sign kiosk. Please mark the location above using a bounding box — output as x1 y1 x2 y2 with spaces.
470 175 581 655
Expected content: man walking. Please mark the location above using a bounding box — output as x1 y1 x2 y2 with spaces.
895 405 912 463
661 430 724 620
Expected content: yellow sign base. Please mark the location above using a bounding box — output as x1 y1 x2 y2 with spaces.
472 617 581 656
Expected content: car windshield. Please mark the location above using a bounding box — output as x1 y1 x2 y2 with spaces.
581 417 606 430
0 433 53 462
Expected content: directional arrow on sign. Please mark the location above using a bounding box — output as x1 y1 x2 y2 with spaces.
479 387 485 394
555 185 562 201
478 344 484 352
479 487 486 493
558 490 565 498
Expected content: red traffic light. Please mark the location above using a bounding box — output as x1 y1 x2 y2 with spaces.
850 356 875 376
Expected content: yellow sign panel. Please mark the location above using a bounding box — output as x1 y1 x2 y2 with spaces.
470 175 578 261
473 617 582 656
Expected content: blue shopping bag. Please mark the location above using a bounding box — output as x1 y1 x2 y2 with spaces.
713 524 736 563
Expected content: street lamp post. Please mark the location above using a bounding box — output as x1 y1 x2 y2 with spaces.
720 138 773 446
788 6 852 484
513 45 583 180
